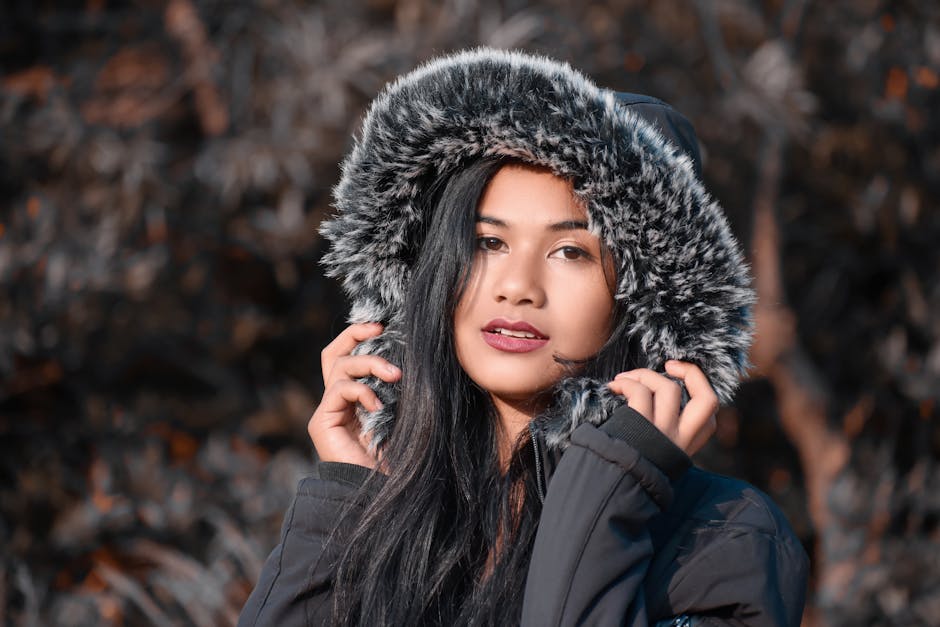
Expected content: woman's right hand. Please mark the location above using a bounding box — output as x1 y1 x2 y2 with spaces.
607 360 718 457
307 322 401 469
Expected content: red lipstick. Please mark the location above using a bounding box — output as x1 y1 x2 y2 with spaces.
481 318 549 353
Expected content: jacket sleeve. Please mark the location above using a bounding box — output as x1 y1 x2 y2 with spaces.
521 406 809 627
521 406 688 626
237 462 371 627
649 497 810 627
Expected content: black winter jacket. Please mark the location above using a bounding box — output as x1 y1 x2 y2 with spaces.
238 406 808 626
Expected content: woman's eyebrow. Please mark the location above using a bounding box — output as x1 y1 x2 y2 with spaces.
476 216 589 231
547 219 589 232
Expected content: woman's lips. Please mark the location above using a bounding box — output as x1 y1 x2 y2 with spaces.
480 319 549 353
481 330 549 353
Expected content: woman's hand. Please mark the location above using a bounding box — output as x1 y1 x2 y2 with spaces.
307 322 401 469
607 360 718 456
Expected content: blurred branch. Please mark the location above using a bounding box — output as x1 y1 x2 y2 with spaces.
739 6 853 621
13 564 39 627
164 0 229 136
749 128 846 627
131 539 240 627
749 129 851 522
208 509 265 584
693 0 739 88
96 564 173 627
779 0 809 40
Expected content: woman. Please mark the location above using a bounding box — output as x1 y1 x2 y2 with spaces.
239 49 808 626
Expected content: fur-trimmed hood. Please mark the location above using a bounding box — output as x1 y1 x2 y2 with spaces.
320 48 754 451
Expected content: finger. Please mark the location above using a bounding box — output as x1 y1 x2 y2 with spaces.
665 361 719 452
616 369 682 428
665 361 719 424
678 405 716 453
321 322 384 384
685 413 717 456
607 378 654 421
327 354 401 386
317 380 384 419
665 360 716 402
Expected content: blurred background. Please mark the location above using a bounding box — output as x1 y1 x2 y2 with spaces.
1 0 938 625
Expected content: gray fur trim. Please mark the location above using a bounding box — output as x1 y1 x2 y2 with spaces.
321 48 755 450
530 378 628 450
349 324 405 451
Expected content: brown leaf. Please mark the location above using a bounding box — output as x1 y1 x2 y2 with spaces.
886 67 908 100
80 45 176 128
2 66 66 100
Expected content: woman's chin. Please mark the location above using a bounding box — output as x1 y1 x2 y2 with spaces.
483 383 558 407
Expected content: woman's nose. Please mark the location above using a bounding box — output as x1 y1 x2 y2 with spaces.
492 255 546 307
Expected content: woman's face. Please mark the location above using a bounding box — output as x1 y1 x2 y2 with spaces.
453 164 616 406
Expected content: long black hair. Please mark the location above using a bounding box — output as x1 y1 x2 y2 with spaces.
327 156 642 626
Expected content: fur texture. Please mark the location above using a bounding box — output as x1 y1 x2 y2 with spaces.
320 48 755 450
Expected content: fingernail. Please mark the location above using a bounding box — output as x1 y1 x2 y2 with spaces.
375 399 384 410
384 364 400 376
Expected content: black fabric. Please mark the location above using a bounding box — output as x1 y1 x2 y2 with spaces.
612 92 704 179
239 424 809 626
521 423 809 626
600 405 692 481
317 461 374 488
238 476 363 626
641 467 809 625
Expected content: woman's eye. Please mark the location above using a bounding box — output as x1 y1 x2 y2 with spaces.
552 246 590 261
476 236 504 252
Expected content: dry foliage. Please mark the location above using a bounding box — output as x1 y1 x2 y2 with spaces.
1 1 939 625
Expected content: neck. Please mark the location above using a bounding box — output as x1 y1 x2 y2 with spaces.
490 394 545 470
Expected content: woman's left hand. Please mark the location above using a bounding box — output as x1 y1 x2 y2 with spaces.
607 360 718 456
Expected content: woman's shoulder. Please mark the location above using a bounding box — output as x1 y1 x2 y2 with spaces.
669 466 798 538
649 466 809 574
645 467 809 625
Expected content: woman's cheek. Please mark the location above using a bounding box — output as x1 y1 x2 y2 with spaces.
553 267 615 357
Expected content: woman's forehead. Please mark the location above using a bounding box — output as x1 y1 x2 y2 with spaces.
476 164 589 226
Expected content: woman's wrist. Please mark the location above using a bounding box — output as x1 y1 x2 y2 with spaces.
599 406 692 481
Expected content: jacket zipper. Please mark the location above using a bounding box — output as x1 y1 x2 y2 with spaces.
530 429 545 504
